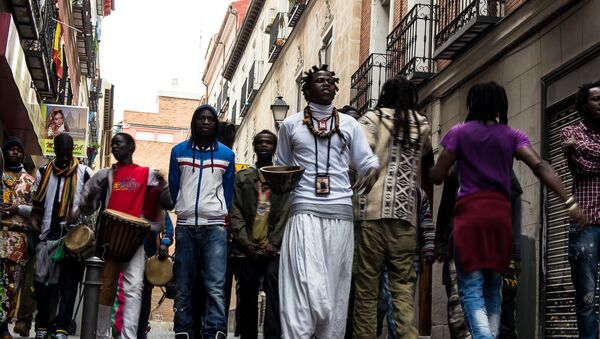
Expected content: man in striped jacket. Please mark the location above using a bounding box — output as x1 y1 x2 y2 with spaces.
170 104 235 339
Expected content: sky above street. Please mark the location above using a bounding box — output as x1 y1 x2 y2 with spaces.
99 0 230 122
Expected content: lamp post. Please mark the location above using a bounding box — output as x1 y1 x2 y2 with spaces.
270 96 290 130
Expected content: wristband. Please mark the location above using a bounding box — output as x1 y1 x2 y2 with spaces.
568 203 579 212
565 196 576 207
161 238 172 246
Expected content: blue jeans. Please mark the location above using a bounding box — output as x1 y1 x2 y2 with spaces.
568 224 600 339
173 225 227 338
456 264 502 339
381 268 398 339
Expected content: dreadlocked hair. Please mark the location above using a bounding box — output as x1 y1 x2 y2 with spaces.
466 82 508 124
376 76 421 146
300 64 340 102
575 80 600 117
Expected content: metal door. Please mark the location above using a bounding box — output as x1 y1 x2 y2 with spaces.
543 100 587 338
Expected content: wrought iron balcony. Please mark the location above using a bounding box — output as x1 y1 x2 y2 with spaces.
350 53 389 114
434 0 505 59
219 81 230 114
240 80 248 117
16 0 58 100
288 0 308 27
387 3 438 87
73 0 95 76
240 61 263 117
268 12 286 63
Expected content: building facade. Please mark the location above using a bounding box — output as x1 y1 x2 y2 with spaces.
0 0 114 168
203 0 250 123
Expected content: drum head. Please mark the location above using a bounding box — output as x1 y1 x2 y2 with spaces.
64 225 94 253
103 209 148 225
145 255 173 286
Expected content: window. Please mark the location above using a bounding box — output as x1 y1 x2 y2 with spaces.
157 133 174 143
320 28 333 67
136 131 155 141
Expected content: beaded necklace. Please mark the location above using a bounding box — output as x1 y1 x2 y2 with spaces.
303 106 340 138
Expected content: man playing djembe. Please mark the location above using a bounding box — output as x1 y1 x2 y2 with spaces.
74 132 172 339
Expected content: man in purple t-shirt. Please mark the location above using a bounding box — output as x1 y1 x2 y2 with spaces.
430 82 585 339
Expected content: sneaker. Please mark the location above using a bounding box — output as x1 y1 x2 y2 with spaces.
34 331 48 339
54 333 68 339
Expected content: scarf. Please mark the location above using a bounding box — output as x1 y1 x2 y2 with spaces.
34 159 79 217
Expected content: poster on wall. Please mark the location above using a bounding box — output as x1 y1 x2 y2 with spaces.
40 104 89 157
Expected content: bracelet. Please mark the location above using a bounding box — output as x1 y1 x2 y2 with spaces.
568 203 578 212
565 196 576 207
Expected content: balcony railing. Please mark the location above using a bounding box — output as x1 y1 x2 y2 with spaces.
18 0 58 100
240 61 263 117
220 81 230 114
350 53 389 114
73 0 95 76
288 0 308 27
387 3 438 87
268 12 287 63
240 80 248 117
434 0 505 59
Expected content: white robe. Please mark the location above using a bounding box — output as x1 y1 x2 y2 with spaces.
279 214 354 339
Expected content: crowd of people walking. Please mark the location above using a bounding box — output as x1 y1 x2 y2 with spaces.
0 66 597 339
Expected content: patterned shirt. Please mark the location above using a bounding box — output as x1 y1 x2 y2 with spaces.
2 168 36 229
561 121 600 224
414 187 435 272
355 108 432 225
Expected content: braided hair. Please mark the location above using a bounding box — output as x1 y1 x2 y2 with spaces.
575 80 600 118
465 82 508 124
376 76 421 146
300 64 340 102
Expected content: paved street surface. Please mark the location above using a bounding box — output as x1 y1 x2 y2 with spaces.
9 322 247 338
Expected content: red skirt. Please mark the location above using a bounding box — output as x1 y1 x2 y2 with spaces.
453 191 512 274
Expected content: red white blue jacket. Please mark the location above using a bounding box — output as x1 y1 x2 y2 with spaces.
169 140 235 226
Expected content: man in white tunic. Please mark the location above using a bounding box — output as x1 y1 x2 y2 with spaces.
276 65 380 339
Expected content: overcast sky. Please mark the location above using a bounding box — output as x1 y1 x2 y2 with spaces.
99 0 230 121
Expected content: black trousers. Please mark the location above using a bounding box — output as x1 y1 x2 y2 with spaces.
34 256 84 333
137 278 154 339
236 255 281 339
499 261 520 339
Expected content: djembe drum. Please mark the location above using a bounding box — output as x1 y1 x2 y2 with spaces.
99 209 150 262
64 224 95 261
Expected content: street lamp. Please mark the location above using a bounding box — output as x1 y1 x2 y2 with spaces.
270 96 289 130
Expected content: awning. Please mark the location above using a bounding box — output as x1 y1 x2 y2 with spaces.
0 13 44 155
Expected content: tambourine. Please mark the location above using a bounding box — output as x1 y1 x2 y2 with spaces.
145 254 173 287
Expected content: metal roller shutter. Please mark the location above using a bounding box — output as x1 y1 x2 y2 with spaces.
544 102 587 338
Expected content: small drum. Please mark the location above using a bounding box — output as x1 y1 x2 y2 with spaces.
99 209 150 262
145 255 173 287
64 224 95 261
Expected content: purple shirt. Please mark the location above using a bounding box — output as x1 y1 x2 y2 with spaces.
440 121 531 198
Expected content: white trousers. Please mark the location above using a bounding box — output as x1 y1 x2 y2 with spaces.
96 244 145 339
279 214 354 339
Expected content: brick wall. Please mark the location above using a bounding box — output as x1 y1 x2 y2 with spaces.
359 0 372 65
125 96 200 129
393 0 408 27
132 140 176 175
